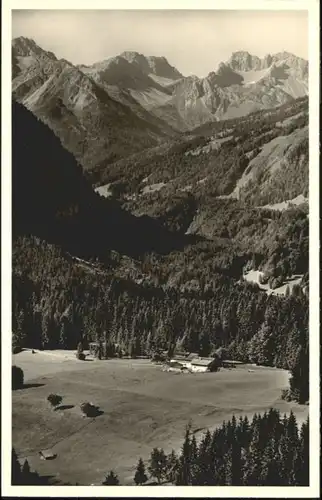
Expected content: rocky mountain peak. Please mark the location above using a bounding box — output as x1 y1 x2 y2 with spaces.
272 52 308 78
263 53 273 67
120 50 183 80
146 55 183 79
12 36 56 60
120 51 149 69
227 51 262 71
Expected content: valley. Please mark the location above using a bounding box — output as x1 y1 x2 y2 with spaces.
10 31 310 488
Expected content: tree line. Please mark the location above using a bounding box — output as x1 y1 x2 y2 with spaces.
142 410 309 486
13 235 308 404
12 410 309 486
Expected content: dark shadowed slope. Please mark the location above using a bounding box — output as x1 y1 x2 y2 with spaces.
12 100 197 260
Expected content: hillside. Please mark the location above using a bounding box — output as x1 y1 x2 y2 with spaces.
12 95 309 284
12 99 195 260
96 97 309 282
12 94 309 407
100 98 308 204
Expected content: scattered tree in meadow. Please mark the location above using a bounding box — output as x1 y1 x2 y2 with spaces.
80 401 100 417
12 365 24 390
134 457 148 485
47 394 63 409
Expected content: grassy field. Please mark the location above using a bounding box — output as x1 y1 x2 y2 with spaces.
12 350 309 485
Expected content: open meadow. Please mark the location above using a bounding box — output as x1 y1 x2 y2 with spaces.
12 350 309 485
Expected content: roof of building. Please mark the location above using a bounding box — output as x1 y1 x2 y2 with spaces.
89 341 109 346
191 357 215 367
170 359 186 366
222 359 244 365
39 450 56 459
186 352 199 360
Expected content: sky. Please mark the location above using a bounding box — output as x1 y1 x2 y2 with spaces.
12 9 308 77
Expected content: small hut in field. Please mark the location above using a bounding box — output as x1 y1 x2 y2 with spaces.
190 357 220 373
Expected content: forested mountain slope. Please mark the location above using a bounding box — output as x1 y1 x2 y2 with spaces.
12 100 194 259
95 98 309 281
12 98 309 404
102 97 308 199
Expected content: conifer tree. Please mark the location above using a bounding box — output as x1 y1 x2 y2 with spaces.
97 337 103 360
176 423 192 485
243 420 262 485
14 309 27 349
148 448 167 484
102 470 119 485
228 438 244 485
134 458 148 485
59 319 69 349
21 459 31 485
294 417 309 485
165 450 179 483
11 448 21 485
259 438 280 485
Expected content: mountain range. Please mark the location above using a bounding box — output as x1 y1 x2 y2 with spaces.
12 37 308 177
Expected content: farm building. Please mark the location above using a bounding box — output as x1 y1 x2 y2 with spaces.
190 357 220 373
171 355 187 361
89 342 104 356
186 352 199 360
169 359 186 369
168 356 220 373
221 359 245 368
39 450 57 460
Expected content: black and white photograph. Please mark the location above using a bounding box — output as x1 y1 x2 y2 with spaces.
2 0 320 497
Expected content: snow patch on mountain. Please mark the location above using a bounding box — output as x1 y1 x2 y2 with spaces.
260 194 308 211
148 74 181 87
130 88 172 109
237 67 272 84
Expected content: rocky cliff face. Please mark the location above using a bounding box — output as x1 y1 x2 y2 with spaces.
175 52 307 128
120 51 183 79
12 39 172 174
226 50 308 78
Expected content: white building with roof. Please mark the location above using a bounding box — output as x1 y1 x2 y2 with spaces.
190 357 219 373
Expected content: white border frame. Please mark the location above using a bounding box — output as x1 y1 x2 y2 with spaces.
2 1 320 497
